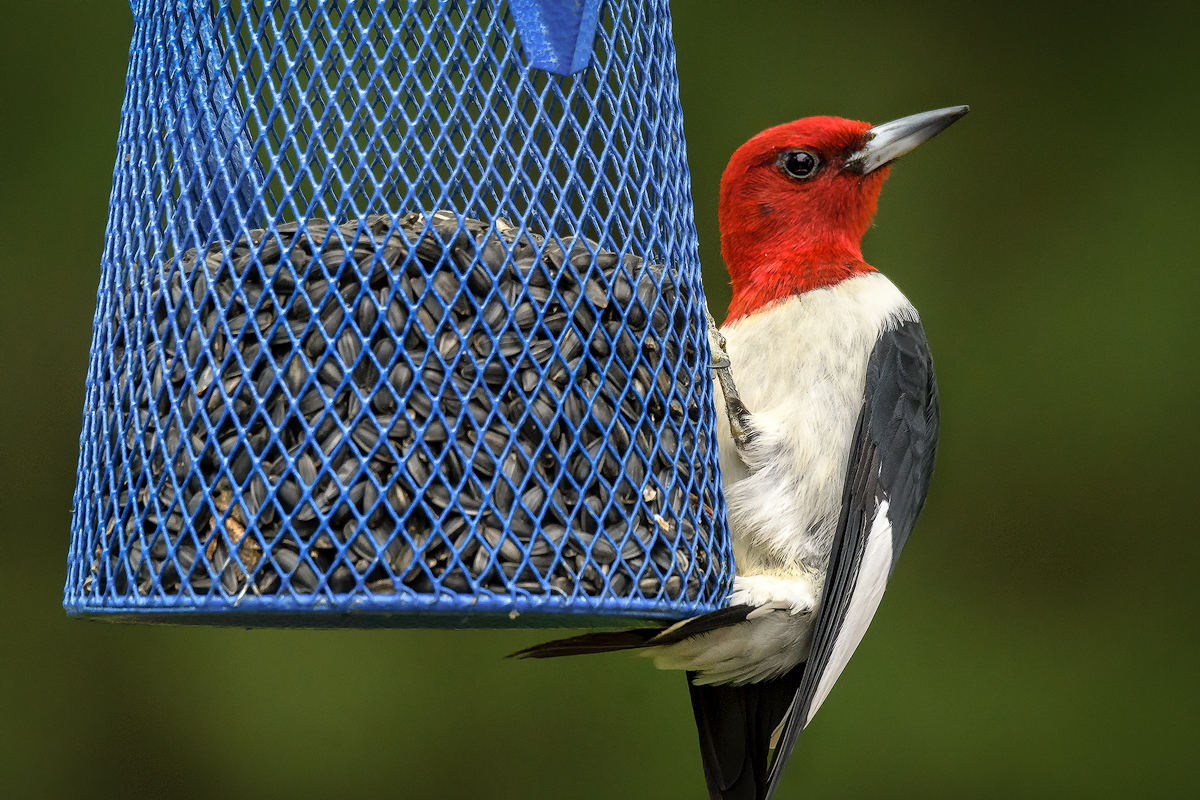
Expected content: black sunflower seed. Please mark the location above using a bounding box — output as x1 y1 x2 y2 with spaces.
123 213 716 605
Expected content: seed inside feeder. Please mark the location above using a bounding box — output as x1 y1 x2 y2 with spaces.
95 212 719 607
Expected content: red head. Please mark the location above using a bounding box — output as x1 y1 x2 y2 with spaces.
719 106 968 322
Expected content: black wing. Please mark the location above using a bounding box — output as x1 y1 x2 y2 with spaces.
763 319 940 797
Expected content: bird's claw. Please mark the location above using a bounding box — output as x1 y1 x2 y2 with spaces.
706 305 731 370
705 302 759 461
730 417 755 452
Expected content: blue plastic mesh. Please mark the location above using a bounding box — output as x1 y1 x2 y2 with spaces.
65 0 732 627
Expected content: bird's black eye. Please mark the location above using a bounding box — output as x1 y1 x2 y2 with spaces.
779 149 821 180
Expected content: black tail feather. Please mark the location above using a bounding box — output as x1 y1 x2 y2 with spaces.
687 663 806 800
507 628 663 659
653 604 756 646
509 606 805 798
507 605 756 660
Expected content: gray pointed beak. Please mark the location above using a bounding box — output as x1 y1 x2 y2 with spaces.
844 105 969 175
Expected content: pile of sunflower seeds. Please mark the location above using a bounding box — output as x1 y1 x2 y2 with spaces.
90 211 720 604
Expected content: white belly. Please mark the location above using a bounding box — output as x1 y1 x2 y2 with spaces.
714 272 917 578
647 273 915 685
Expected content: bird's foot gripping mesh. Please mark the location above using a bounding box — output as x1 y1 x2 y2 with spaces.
65 0 732 627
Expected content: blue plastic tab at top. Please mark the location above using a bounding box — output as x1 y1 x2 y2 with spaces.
509 0 604 75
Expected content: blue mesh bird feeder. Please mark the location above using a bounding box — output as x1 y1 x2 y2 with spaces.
65 0 731 628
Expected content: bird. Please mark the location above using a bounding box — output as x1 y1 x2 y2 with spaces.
511 105 967 799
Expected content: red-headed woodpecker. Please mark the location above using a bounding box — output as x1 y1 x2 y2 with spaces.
513 106 968 800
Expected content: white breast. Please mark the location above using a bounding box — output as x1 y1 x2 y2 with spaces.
714 272 916 578
644 273 916 686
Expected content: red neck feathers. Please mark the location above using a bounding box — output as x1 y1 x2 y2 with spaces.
719 116 890 323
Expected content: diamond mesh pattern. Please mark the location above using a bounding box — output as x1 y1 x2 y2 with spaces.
65 0 731 627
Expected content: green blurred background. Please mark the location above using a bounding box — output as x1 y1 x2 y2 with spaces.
2 1 1198 797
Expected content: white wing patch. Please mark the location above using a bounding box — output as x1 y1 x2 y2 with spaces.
804 497 894 726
